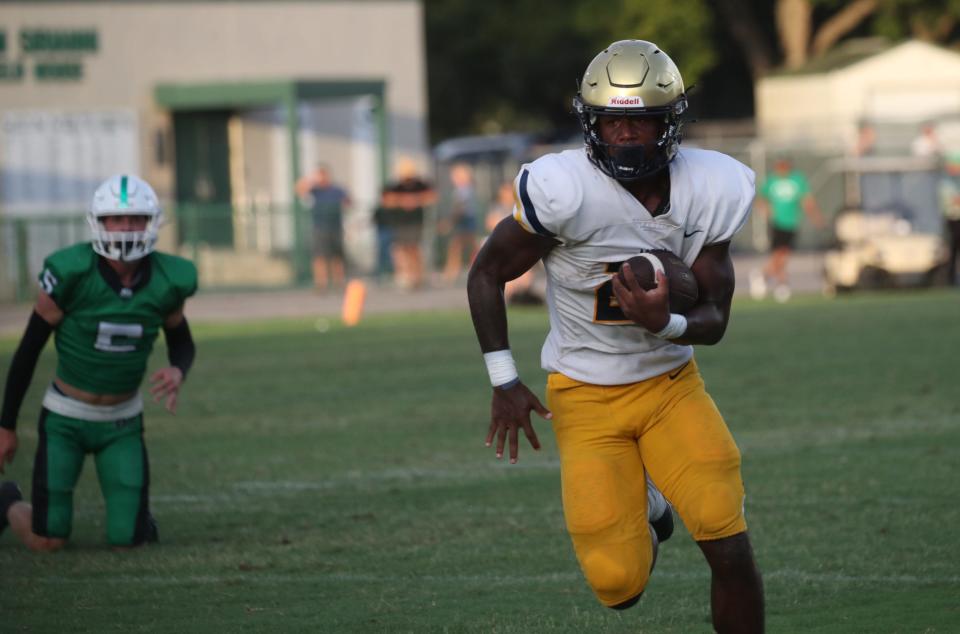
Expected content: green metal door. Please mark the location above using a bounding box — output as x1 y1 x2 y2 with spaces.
173 110 234 246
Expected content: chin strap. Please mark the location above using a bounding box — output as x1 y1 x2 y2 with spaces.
591 141 670 182
609 144 656 179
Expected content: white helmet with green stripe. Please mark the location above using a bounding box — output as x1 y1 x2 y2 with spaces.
88 174 164 261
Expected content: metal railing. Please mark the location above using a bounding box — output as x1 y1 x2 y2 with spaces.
2 145 948 302
0 201 406 301
1 214 88 302
0 203 318 302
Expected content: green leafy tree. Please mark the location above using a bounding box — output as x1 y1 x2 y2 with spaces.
717 0 960 77
873 0 960 44
573 0 716 85
424 0 590 141
424 0 715 141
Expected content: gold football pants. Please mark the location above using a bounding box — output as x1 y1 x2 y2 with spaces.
547 359 747 606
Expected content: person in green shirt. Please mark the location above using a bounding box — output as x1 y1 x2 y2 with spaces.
0 174 197 550
751 157 825 302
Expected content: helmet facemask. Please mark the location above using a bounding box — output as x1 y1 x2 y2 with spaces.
88 175 163 261
574 95 687 182
87 213 162 262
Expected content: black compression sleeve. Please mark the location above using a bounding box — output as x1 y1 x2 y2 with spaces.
1 311 54 431
164 317 196 380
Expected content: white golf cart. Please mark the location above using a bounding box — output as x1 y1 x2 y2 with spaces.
822 155 949 294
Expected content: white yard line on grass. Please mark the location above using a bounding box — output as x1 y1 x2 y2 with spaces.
27 569 960 587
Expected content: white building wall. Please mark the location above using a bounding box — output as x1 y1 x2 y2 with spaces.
833 42 960 123
757 41 960 150
0 0 429 207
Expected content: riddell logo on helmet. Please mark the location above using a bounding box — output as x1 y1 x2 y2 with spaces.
608 96 645 107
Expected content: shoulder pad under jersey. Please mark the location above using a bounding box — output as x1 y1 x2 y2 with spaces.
38 242 96 306
679 148 756 245
512 152 584 239
151 252 199 305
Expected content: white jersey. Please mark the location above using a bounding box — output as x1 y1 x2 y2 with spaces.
512 147 755 385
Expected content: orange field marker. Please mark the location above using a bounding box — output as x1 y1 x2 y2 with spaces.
341 279 367 327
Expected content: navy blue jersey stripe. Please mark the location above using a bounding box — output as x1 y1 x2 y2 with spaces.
519 170 555 238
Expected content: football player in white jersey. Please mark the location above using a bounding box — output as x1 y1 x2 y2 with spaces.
467 40 764 632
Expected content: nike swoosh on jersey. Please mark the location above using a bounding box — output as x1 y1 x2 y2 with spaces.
683 229 704 238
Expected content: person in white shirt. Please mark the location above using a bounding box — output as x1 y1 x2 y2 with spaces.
911 122 941 158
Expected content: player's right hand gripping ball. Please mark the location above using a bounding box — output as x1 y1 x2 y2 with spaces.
618 250 699 313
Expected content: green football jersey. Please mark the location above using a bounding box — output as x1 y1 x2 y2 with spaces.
39 243 198 394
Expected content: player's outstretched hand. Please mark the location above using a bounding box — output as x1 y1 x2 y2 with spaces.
486 382 551 464
613 265 671 332
149 366 184 414
0 428 17 474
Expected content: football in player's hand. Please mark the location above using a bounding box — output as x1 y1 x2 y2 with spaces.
617 250 699 314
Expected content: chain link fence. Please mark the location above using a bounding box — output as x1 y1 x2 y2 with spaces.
2 128 951 302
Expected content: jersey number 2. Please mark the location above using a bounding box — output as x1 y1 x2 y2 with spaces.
95 322 143 352
594 262 630 324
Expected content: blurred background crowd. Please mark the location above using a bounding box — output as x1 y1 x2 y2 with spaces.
2 0 960 302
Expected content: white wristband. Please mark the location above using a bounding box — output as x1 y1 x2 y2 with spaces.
654 313 688 340
483 349 519 388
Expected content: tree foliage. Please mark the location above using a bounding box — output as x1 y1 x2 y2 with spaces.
872 0 960 43
717 0 960 76
423 0 960 141
423 0 713 142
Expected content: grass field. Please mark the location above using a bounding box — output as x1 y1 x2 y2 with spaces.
1 290 958 633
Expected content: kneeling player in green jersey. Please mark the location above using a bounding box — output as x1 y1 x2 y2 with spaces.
0 174 197 551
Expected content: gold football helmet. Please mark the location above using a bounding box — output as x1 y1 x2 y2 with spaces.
573 40 688 181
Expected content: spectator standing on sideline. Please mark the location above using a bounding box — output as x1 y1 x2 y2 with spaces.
373 205 395 282
484 181 540 305
296 164 350 292
854 121 877 157
442 163 482 284
940 151 960 286
751 157 825 302
380 158 436 289
911 122 941 159
484 181 516 236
